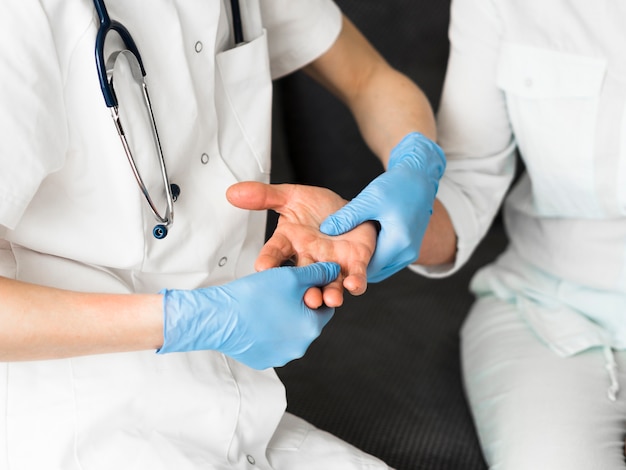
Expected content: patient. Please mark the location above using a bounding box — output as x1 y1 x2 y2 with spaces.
247 1 626 468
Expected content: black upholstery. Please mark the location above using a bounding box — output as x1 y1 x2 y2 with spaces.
269 1 507 468
276 232 505 470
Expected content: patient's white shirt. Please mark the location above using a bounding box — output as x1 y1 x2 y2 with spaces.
414 0 626 356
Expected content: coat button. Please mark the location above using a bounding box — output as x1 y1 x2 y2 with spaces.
246 455 256 465
218 257 228 267
194 41 203 53
200 153 209 164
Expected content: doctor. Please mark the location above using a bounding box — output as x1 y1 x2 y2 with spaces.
0 1 445 469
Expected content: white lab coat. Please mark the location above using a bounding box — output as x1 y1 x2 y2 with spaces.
0 1 389 469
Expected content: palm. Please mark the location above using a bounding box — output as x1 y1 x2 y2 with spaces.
227 182 377 308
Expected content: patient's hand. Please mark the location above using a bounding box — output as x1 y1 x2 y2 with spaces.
226 182 377 309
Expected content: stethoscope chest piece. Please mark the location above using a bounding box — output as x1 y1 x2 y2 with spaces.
152 184 181 239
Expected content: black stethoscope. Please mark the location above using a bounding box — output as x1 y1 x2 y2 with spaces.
93 0 244 239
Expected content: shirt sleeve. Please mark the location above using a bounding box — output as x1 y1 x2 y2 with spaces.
410 0 518 278
0 2 67 230
259 0 343 79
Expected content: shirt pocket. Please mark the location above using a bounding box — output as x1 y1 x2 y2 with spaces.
214 29 272 183
496 43 607 217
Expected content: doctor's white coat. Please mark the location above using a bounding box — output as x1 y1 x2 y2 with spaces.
0 1 389 469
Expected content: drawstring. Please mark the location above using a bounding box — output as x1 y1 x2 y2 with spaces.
603 346 619 402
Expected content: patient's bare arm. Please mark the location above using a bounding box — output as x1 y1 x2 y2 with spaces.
226 182 377 308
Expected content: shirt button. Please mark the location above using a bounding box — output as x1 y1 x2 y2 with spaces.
194 41 203 53
200 153 210 165
246 455 256 465
218 257 228 267
524 77 533 88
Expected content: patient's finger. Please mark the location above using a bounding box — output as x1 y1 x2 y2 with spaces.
304 287 324 309
226 181 289 212
255 232 295 271
343 274 368 296
342 259 369 296
293 253 339 309
321 277 345 308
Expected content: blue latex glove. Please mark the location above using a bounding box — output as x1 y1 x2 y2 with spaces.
157 262 340 369
320 132 445 282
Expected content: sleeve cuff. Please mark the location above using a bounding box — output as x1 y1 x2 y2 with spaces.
409 177 483 278
0 170 47 230
265 1 343 79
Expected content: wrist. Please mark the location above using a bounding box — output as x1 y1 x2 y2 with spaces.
144 293 167 351
156 289 179 354
157 287 222 354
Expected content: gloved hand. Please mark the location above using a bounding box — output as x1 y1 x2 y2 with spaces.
157 262 340 369
320 132 445 282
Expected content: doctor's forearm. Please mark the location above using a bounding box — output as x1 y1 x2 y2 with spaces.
346 68 437 167
304 16 437 166
0 276 164 361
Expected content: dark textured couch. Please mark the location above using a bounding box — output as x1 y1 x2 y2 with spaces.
268 1 509 468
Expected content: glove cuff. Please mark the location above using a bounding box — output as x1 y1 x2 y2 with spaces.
156 288 180 354
388 132 446 179
156 286 226 355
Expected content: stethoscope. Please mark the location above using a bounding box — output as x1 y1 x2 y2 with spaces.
93 0 244 239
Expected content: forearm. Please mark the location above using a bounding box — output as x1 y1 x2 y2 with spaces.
304 16 437 166
346 67 436 167
0 276 163 361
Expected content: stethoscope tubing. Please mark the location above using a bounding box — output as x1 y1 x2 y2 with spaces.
92 0 244 238
93 0 145 108
230 0 244 44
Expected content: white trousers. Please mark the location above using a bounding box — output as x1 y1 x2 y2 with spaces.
461 296 626 470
